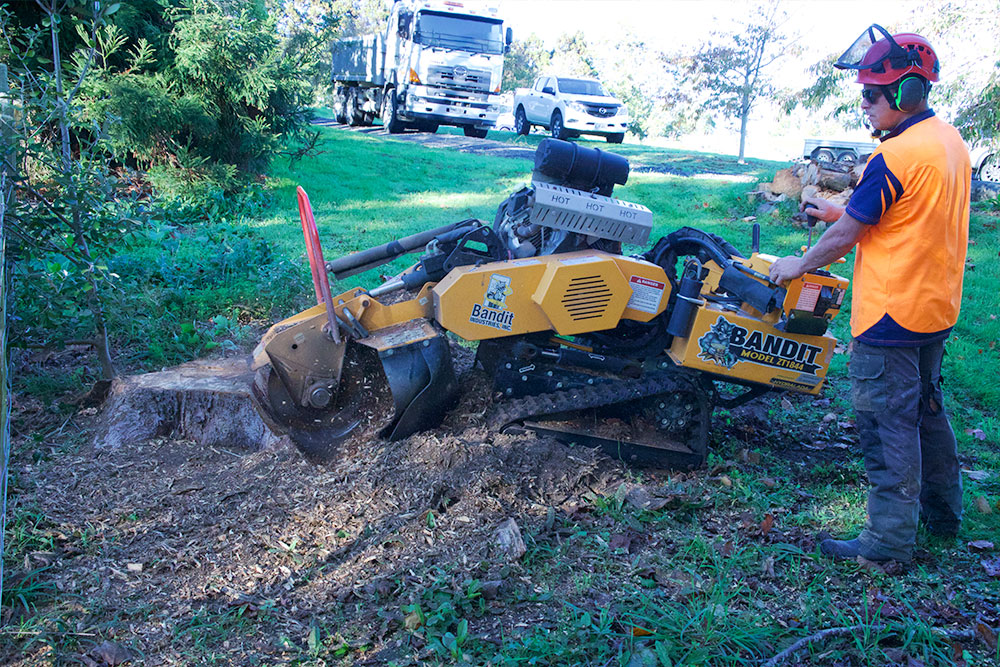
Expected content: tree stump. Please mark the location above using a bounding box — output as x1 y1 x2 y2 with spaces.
94 358 282 451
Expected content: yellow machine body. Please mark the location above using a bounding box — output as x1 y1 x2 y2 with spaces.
432 251 671 340
668 305 836 395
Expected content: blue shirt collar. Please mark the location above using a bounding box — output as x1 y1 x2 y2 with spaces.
880 109 935 142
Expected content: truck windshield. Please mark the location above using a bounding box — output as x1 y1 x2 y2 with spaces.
557 79 606 96
414 11 504 55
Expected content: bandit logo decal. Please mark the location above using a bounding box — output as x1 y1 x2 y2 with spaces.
470 273 515 331
699 316 824 374
484 273 512 309
697 317 739 369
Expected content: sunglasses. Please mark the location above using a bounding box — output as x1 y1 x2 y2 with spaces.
861 88 885 104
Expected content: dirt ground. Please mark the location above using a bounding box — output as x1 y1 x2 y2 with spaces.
5 340 999 666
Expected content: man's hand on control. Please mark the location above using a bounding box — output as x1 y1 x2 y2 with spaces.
769 255 806 284
801 196 844 223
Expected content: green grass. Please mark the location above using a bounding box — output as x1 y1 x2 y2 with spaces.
6 125 999 666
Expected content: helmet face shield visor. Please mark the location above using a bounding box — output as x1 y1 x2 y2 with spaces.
835 24 899 71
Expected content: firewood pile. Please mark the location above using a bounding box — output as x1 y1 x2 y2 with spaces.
749 157 867 228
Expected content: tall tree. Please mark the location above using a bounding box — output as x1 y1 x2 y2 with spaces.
549 31 598 79
502 32 549 91
686 0 791 162
920 0 1000 148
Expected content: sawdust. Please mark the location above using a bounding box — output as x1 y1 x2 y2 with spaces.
3 354 632 664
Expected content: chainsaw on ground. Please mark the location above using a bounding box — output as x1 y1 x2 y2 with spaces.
251 139 848 468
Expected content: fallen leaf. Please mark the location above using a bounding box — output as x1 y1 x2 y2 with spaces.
404 611 423 630
631 625 654 637
760 513 775 537
906 655 926 667
609 533 634 552
761 555 775 578
718 475 732 487
975 620 998 650
964 428 987 441
822 412 837 423
781 397 793 411
968 540 994 552
92 641 131 666
718 539 734 557
126 563 143 573
975 496 994 514
982 557 1000 578
760 477 777 488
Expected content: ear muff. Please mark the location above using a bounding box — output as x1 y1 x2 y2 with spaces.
894 76 927 112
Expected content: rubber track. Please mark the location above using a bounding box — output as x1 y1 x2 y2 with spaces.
489 372 686 430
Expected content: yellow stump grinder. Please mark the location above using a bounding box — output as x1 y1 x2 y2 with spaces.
252 139 848 467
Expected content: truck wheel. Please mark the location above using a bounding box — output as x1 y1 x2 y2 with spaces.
606 133 625 144
417 122 439 134
463 126 489 139
384 90 405 134
811 148 835 162
836 150 856 163
334 87 348 124
346 88 361 126
515 107 529 135
979 153 1000 183
550 111 568 140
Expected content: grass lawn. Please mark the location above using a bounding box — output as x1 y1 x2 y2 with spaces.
4 124 998 666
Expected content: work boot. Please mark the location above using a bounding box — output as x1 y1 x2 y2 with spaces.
817 536 898 562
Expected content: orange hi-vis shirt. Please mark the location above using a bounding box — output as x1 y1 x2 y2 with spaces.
845 111 970 341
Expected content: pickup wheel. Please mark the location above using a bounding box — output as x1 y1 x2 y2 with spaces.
606 133 625 144
979 153 1000 183
515 107 529 135
550 110 568 140
384 90 405 134
463 126 489 139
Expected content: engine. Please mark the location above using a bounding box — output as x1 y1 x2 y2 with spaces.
492 139 653 258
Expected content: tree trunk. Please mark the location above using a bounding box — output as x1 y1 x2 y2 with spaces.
48 2 115 379
94 358 284 452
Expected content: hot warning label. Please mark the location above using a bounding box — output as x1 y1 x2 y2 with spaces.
627 275 665 314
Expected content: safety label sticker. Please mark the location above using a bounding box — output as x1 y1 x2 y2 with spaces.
559 255 604 265
627 275 665 314
795 282 821 311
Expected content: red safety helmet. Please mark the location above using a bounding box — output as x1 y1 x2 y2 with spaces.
835 24 939 85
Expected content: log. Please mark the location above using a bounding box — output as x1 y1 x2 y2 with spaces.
971 179 1000 202
94 358 282 451
769 167 803 198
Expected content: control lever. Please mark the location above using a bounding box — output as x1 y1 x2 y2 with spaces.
792 211 820 250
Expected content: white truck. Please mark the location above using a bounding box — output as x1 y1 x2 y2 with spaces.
513 76 630 143
330 0 511 138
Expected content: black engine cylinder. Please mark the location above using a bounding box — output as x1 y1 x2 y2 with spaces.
533 138 629 196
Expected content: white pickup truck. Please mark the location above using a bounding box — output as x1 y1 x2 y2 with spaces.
513 76 629 143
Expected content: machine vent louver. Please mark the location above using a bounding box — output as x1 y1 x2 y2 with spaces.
562 276 612 321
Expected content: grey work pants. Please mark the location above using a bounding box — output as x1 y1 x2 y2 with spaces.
848 340 963 560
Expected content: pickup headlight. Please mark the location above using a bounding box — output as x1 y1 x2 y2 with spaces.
568 101 587 112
